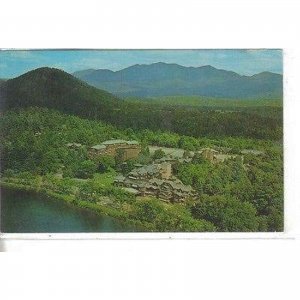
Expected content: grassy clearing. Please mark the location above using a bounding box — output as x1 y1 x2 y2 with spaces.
91 170 116 187
126 95 283 108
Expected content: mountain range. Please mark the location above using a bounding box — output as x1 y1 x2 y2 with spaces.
0 67 282 140
73 62 283 99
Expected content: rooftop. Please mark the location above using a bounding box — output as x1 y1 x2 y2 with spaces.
155 157 177 163
115 175 126 182
91 144 106 150
200 147 219 153
241 149 264 155
214 154 237 162
149 146 185 158
122 187 140 195
66 143 82 148
129 164 160 177
148 178 193 192
101 139 139 145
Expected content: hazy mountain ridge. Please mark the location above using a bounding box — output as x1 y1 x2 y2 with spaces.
73 62 282 99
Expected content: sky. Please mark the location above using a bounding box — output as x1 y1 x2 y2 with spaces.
0 49 282 79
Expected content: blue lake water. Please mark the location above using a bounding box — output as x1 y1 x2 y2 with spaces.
1 188 137 233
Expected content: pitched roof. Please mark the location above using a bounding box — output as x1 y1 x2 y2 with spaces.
114 175 125 182
127 140 139 145
122 187 140 195
155 156 176 163
148 178 193 192
101 139 127 145
200 147 219 153
134 163 143 168
101 139 139 145
91 144 106 150
129 164 160 177
178 158 192 163
214 154 237 162
149 178 163 185
241 149 264 155
66 143 82 148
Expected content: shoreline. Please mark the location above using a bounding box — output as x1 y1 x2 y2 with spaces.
0 180 148 232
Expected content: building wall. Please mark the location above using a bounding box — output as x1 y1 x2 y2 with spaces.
159 163 172 179
114 178 193 202
202 149 216 161
88 144 141 161
87 149 103 160
123 147 142 160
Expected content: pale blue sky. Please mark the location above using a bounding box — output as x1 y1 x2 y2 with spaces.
0 49 282 78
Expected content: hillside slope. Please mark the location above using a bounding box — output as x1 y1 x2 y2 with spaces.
0 67 120 118
73 62 283 99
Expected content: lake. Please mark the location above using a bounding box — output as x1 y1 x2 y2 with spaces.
1 188 138 233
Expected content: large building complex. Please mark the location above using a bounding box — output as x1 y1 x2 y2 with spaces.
88 139 141 161
114 162 196 202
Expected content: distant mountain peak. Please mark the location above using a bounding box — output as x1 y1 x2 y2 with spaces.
252 71 281 77
14 67 67 78
153 62 180 66
72 63 282 99
200 65 215 69
29 66 62 73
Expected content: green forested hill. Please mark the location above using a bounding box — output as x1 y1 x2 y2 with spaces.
0 79 6 87
0 67 120 118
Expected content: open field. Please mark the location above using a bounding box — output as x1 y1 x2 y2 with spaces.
126 95 283 108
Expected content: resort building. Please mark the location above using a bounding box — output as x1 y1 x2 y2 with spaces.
114 162 195 202
66 143 83 149
199 147 240 163
88 139 141 161
128 162 172 180
114 175 196 203
240 149 264 156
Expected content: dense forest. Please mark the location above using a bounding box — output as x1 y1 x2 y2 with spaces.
0 107 283 232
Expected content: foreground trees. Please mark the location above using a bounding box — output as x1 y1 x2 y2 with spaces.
190 195 259 232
